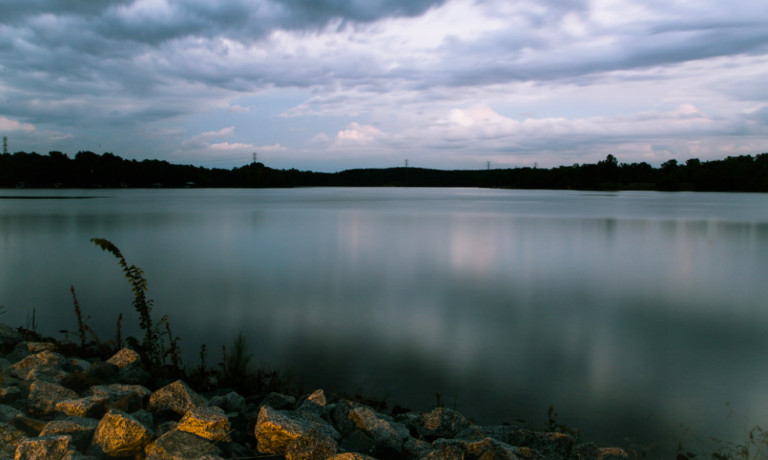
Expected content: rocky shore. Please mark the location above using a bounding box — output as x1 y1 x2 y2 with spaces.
0 322 630 459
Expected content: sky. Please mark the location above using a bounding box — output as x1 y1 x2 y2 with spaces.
1 0 768 172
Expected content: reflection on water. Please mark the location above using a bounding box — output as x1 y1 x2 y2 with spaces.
2 188 768 452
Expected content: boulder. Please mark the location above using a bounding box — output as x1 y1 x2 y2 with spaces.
433 437 522 460
177 405 231 442
254 405 341 455
28 380 77 416
12 413 47 437
24 342 57 354
149 380 207 417
209 391 246 414
327 454 379 460
0 421 27 458
92 409 153 457
333 401 410 451
0 385 22 404
90 383 150 413
0 404 22 423
13 434 79 460
0 323 23 347
81 360 119 383
55 395 109 418
40 416 99 452
10 351 68 381
297 389 327 413
105 348 141 369
144 429 223 459
259 392 297 410
418 407 472 439
286 428 339 460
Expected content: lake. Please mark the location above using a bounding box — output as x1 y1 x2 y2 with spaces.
1 187 768 454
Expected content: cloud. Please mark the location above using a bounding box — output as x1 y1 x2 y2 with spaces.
0 117 36 132
336 122 383 145
194 127 236 140
210 142 258 151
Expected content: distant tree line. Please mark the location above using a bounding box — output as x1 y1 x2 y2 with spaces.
1 150 767 192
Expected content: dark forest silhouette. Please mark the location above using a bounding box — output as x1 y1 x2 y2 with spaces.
1 150 767 191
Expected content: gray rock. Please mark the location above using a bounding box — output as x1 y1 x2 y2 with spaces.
333 401 410 451
209 391 246 414
0 404 22 423
81 360 119 383
286 428 339 460
177 405 231 442
148 380 207 417
92 409 153 457
12 413 47 437
254 405 341 455
55 395 109 419
28 380 77 416
417 407 472 439
327 454 379 460
434 437 523 460
259 392 297 410
40 416 99 452
90 383 151 413
105 348 141 369
13 434 81 460
0 421 27 458
10 351 68 381
144 429 223 459
297 389 328 413
24 342 57 354
0 322 23 347
0 385 22 404
118 363 151 385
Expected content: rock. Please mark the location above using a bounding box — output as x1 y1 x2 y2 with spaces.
105 348 141 369
55 395 109 418
0 323 23 347
259 392 297 410
144 429 223 459
209 391 246 414
254 405 341 455
13 434 80 460
417 407 472 439
10 351 68 380
0 385 22 404
298 389 327 413
24 342 57 354
24 366 70 384
82 360 119 383
149 380 207 417
0 404 22 423
28 380 77 416
327 454 379 460
1 421 27 458
92 408 153 457
286 428 339 460
118 363 152 385
12 350 66 370
177 405 231 442
90 383 150 413
12 413 47 437
40 416 99 452
573 443 630 460
420 442 465 460
333 401 410 452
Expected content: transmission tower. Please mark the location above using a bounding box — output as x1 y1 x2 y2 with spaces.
252 152 258 164
404 159 409 168
2 136 7 155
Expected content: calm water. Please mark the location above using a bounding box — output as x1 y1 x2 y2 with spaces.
2 187 768 453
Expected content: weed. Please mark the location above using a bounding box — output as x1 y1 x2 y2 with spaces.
91 237 160 367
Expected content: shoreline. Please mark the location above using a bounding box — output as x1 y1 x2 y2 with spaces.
1 322 633 459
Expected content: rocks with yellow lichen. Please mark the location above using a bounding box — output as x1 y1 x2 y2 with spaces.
92 408 153 456
177 405 231 442
144 429 223 459
0 325 632 459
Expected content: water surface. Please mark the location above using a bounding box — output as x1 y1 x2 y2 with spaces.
1 187 767 453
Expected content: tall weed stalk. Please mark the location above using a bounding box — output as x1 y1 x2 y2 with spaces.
91 238 160 366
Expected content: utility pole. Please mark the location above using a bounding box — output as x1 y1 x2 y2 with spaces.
2 136 7 155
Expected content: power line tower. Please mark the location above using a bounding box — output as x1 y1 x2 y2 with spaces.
2 136 7 155
252 152 258 164
487 161 491 170
404 159 409 168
